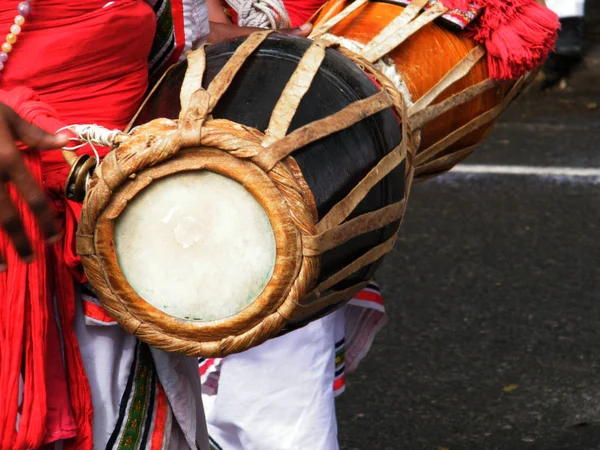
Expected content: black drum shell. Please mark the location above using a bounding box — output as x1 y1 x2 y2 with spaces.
133 34 404 318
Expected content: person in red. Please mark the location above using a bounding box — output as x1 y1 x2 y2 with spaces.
0 2 212 448
0 1 309 449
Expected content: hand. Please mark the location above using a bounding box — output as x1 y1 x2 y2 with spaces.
280 23 312 38
208 22 313 44
0 103 69 270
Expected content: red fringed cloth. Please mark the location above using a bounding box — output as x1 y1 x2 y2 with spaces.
396 0 560 80
0 1 156 449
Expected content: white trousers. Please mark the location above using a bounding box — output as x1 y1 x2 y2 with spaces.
545 0 585 18
203 311 343 450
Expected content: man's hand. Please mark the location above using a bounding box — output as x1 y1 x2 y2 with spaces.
208 22 312 44
0 103 69 270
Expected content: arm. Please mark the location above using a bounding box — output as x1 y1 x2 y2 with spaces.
207 0 231 24
206 0 312 44
208 21 312 43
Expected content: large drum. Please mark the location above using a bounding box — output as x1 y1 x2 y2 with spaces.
70 0 540 357
309 0 536 180
76 32 407 357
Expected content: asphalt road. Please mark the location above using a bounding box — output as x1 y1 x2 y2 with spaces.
338 6 600 450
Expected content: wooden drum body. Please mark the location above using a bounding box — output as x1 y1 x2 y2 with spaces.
311 0 532 179
78 33 409 357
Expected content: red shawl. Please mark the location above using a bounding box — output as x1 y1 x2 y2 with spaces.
0 1 156 448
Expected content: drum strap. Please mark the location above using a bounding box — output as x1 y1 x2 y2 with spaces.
253 90 394 171
303 199 406 256
409 77 496 130
413 74 528 167
310 230 399 296
362 0 441 63
263 39 333 146
317 143 406 232
408 45 487 122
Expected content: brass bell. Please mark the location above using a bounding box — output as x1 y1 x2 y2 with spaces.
62 150 97 202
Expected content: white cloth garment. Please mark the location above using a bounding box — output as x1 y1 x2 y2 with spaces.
203 310 343 450
202 283 387 450
545 0 585 18
75 287 210 449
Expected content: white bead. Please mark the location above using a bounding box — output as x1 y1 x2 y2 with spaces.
10 24 21 35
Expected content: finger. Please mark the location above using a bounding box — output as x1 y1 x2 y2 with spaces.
0 185 34 262
8 155 60 243
1 105 69 150
283 23 312 37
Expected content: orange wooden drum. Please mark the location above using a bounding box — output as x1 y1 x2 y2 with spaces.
310 0 538 179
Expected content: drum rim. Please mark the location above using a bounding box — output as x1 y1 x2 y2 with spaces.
91 148 302 343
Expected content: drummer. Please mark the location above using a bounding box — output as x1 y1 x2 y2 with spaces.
0 2 308 449
201 0 387 449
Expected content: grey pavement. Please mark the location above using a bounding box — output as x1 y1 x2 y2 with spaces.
338 5 600 450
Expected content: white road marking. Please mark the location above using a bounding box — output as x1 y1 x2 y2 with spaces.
450 165 600 178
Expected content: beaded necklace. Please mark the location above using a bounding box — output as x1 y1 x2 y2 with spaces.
0 2 30 73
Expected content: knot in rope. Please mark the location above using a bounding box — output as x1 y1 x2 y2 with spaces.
59 124 125 151
227 0 291 29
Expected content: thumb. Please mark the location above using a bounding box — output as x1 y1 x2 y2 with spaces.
284 22 312 37
7 109 70 150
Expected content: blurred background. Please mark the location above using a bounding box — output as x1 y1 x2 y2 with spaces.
338 2 600 449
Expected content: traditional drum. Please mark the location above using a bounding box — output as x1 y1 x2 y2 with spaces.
72 32 407 357
64 0 554 357
309 0 544 180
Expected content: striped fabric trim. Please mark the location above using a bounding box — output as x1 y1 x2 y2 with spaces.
105 343 170 450
147 0 178 82
348 282 385 313
333 338 346 396
81 284 117 324
209 435 224 450
146 0 206 84
106 343 141 449
149 385 169 450
391 0 482 29
82 299 116 324
198 357 214 377
199 357 222 395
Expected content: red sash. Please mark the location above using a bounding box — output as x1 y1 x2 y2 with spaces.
0 1 156 448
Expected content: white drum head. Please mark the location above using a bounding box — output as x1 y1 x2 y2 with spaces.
114 170 276 321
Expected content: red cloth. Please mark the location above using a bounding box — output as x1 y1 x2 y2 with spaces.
440 0 560 79
0 1 156 449
284 0 327 28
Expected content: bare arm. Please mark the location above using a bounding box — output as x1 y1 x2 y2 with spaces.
206 0 312 44
207 0 231 24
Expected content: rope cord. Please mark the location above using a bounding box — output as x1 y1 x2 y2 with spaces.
225 0 291 29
